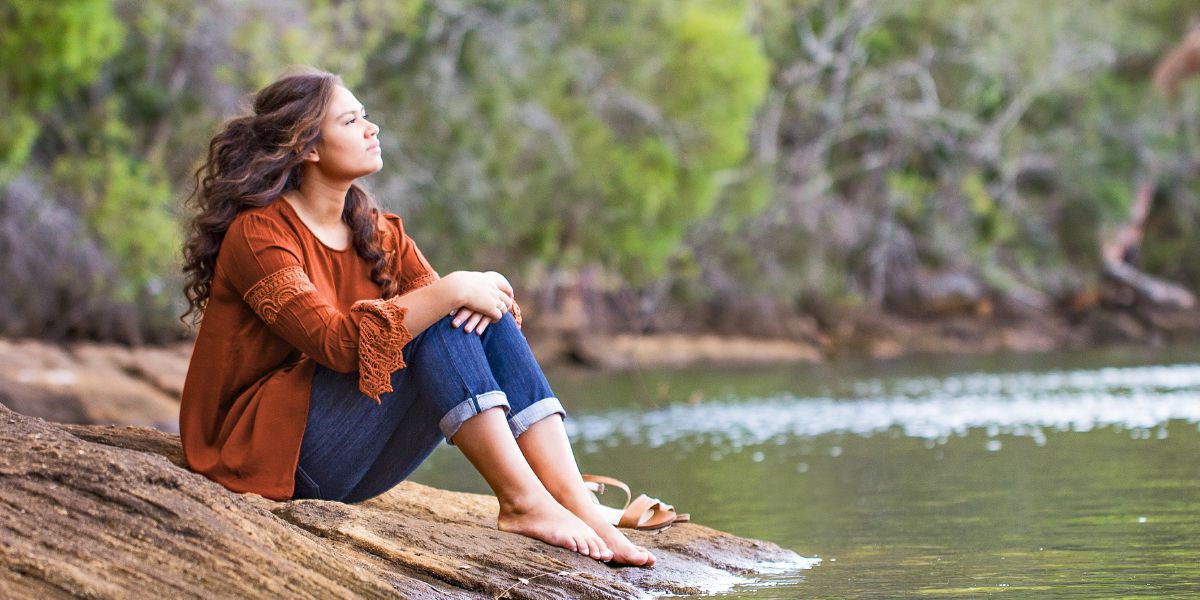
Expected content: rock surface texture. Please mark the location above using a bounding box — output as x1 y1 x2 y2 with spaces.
0 404 807 599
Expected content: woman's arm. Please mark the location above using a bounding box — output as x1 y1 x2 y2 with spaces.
224 214 465 402
396 272 515 335
386 213 523 332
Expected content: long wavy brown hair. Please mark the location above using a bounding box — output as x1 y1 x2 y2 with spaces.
180 67 397 326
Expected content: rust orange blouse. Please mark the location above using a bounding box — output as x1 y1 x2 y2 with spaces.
178 198 521 501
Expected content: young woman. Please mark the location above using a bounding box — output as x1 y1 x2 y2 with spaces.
178 67 655 566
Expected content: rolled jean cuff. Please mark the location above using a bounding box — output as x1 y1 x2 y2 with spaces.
508 397 567 439
440 390 510 445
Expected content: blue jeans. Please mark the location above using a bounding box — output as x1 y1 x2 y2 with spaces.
292 311 565 503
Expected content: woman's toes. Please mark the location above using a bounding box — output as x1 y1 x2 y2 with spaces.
618 543 654 566
589 539 605 559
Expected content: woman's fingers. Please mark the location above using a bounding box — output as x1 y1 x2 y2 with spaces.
452 309 470 327
463 311 484 333
476 316 494 335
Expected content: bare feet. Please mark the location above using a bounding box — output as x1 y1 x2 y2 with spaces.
497 493 613 561
564 499 657 567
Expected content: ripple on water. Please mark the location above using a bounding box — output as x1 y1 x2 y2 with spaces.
564 363 1200 449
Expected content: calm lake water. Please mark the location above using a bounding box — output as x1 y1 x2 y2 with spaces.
409 344 1200 598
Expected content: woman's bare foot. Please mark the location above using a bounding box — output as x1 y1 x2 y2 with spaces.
497 493 613 561
563 499 657 567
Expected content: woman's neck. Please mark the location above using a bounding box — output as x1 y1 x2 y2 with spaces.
290 177 349 227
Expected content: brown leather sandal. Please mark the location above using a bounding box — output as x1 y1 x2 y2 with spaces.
582 474 690 530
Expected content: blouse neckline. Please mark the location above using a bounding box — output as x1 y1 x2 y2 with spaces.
276 195 353 254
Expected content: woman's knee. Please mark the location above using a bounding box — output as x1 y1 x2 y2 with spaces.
429 311 518 343
478 311 522 342
408 316 482 362
496 310 520 330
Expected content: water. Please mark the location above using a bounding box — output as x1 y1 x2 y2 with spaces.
409 344 1200 598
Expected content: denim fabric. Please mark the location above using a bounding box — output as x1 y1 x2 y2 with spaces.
292 310 565 503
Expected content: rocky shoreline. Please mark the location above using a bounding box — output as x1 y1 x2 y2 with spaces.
0 403 813 598
528 303 1200 369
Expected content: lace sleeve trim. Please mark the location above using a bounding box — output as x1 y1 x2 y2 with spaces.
399 271 439 297
349 297 414 404
510 300 523 329
243 266 319 326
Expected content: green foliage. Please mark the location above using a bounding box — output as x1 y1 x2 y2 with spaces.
7 0 1200 340
962 172 1015 250
0 0 123 180
366 0 768 289
52 151 177 303
0 0 123 111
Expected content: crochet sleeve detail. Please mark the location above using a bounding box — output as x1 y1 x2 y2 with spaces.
510 300 523 329
349 297 414 404
243 265 319 325
399 271 439 297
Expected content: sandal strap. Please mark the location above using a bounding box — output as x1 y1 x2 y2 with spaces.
583 474 690 527
582 474 632 509
619 494 677 530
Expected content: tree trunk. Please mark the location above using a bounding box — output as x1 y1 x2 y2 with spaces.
1096 27 1200 308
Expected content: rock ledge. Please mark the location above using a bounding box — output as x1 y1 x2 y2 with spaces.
0 404 810 599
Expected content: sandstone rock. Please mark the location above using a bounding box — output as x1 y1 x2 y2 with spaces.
0 404 810 599
0 339 179 431
0 379 91 425
570 333 822 370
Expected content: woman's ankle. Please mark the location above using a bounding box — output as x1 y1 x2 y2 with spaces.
496 488 556 516
547 487 600 515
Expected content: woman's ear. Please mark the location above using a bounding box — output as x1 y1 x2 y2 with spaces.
303 147 320 163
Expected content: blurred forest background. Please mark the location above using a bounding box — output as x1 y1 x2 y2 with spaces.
4 0 1200 349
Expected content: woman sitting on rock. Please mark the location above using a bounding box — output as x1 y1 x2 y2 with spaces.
177 67 654 566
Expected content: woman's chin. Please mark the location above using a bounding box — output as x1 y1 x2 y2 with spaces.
356 161 383 178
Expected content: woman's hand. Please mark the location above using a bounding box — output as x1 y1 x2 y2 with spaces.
450 307 494 334
443 271 515 335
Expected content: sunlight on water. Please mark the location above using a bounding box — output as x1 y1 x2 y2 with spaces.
564 363 1200 449
653 554 821 599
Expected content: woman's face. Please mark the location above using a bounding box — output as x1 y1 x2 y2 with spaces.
310 85 382 180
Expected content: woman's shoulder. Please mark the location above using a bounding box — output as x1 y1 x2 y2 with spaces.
216 200 305 267
377 209 404 229
375 209 410 243
227 200 295 238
